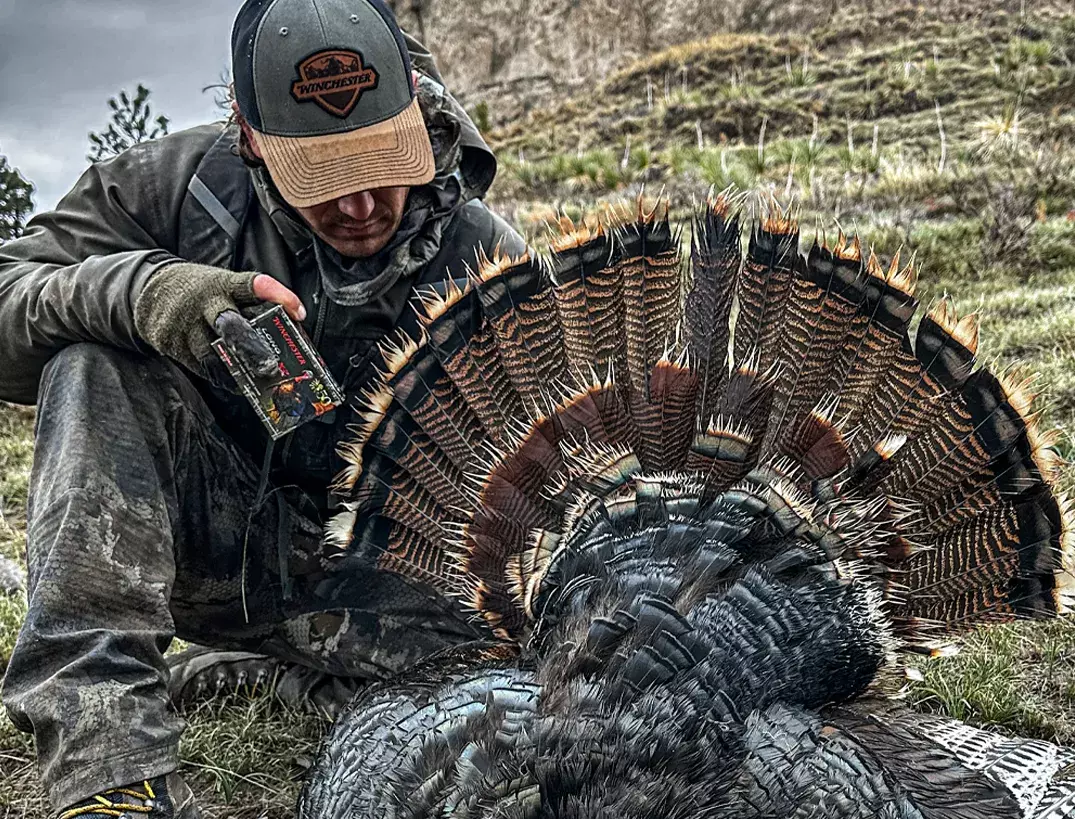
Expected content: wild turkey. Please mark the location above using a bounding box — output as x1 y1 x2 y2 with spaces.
298 192 1075 819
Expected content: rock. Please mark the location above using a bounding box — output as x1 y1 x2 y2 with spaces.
0 554 26 596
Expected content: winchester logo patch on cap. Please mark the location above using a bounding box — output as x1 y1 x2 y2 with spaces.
290 49 379 118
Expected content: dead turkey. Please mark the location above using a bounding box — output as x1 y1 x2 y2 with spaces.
298 192 1075 819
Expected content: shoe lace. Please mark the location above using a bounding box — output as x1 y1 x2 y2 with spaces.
58 780 158 818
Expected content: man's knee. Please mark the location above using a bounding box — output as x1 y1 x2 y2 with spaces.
40 343 179 403
36 343 211 432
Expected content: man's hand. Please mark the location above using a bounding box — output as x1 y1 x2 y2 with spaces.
134 262 306 389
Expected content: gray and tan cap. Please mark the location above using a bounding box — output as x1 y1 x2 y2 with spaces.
232 0 435 208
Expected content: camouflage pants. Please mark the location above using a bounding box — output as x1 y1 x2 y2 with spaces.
1 343 480 811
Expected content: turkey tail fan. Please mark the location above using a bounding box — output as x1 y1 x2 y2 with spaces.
330 188 1074 656
305 189 1075 819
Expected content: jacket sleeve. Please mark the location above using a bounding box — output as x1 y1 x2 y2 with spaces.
0 135 197 404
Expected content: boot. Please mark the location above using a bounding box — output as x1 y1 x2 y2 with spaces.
58 772 198 819
166 645 284 703
167 645 362 718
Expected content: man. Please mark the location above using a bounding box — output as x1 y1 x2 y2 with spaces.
0 1 523 817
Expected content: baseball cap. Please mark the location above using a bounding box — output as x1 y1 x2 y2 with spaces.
232 0 435 208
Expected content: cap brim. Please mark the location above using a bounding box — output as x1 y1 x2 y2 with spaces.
253 97 435 209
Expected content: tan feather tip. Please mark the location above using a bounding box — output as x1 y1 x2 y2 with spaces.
812 393 841 424
927 298 980 354
761 197 799 236
767 476 815 521
635 192 670 225
523 532 563 620
549 221 604 252
322 507 357 551
700 424 753 448
352 382 394 445
706 184 739 217
331 440 366 491
504 553 528 606
865 250 884 277
413 277 470 324
887 255 918 294
471 582 508 625
1020 407 1064 484
930 643 961 659
874 433 908 460
377 329 422 378
657 338 691 368
736 346 763 377
475 249 533 283
829 231 862 262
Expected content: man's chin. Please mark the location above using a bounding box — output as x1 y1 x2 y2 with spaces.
319 229 393 259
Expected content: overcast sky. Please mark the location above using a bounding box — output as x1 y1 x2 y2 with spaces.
0 0 241 214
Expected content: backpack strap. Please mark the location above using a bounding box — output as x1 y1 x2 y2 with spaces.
178 125 254 268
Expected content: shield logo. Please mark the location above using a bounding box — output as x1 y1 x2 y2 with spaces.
290 49 380 118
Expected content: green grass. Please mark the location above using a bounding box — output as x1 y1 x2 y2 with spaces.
485 2 1075 210
910 619 1075 744
0 404 31 672
0 683 327 818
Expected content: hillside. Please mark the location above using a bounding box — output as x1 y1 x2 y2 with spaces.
486 2 1075 233
3 3 1075 816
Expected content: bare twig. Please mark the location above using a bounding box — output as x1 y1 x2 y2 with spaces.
936 102 948 174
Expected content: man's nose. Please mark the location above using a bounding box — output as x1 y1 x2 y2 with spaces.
336 190 376 221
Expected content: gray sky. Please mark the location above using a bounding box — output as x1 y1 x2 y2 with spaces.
0 0 240 214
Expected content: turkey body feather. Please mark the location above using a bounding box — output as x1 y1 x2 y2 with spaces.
300 192 1075 819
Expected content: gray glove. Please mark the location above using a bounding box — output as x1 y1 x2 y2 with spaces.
134 262 280 387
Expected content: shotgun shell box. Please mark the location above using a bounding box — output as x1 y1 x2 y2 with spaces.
212 305 344 440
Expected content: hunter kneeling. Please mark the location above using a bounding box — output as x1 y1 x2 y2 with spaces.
0 1 522 816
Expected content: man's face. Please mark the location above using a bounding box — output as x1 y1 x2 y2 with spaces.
295 186 409 258
237 109 410 258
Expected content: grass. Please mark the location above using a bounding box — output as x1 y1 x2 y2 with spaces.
485 1 1075 208
5 2 1075 815
0 683 327 818
910 619 1075 744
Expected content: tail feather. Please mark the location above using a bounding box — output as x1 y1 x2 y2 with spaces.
548 221 618 377
688 361 774 496
687 192 741 417
475 252 568 410
417 281 524 444
615 205 683 399
631 354 699 472
835 259 919 451
733 208 799 375
763 237 870 458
